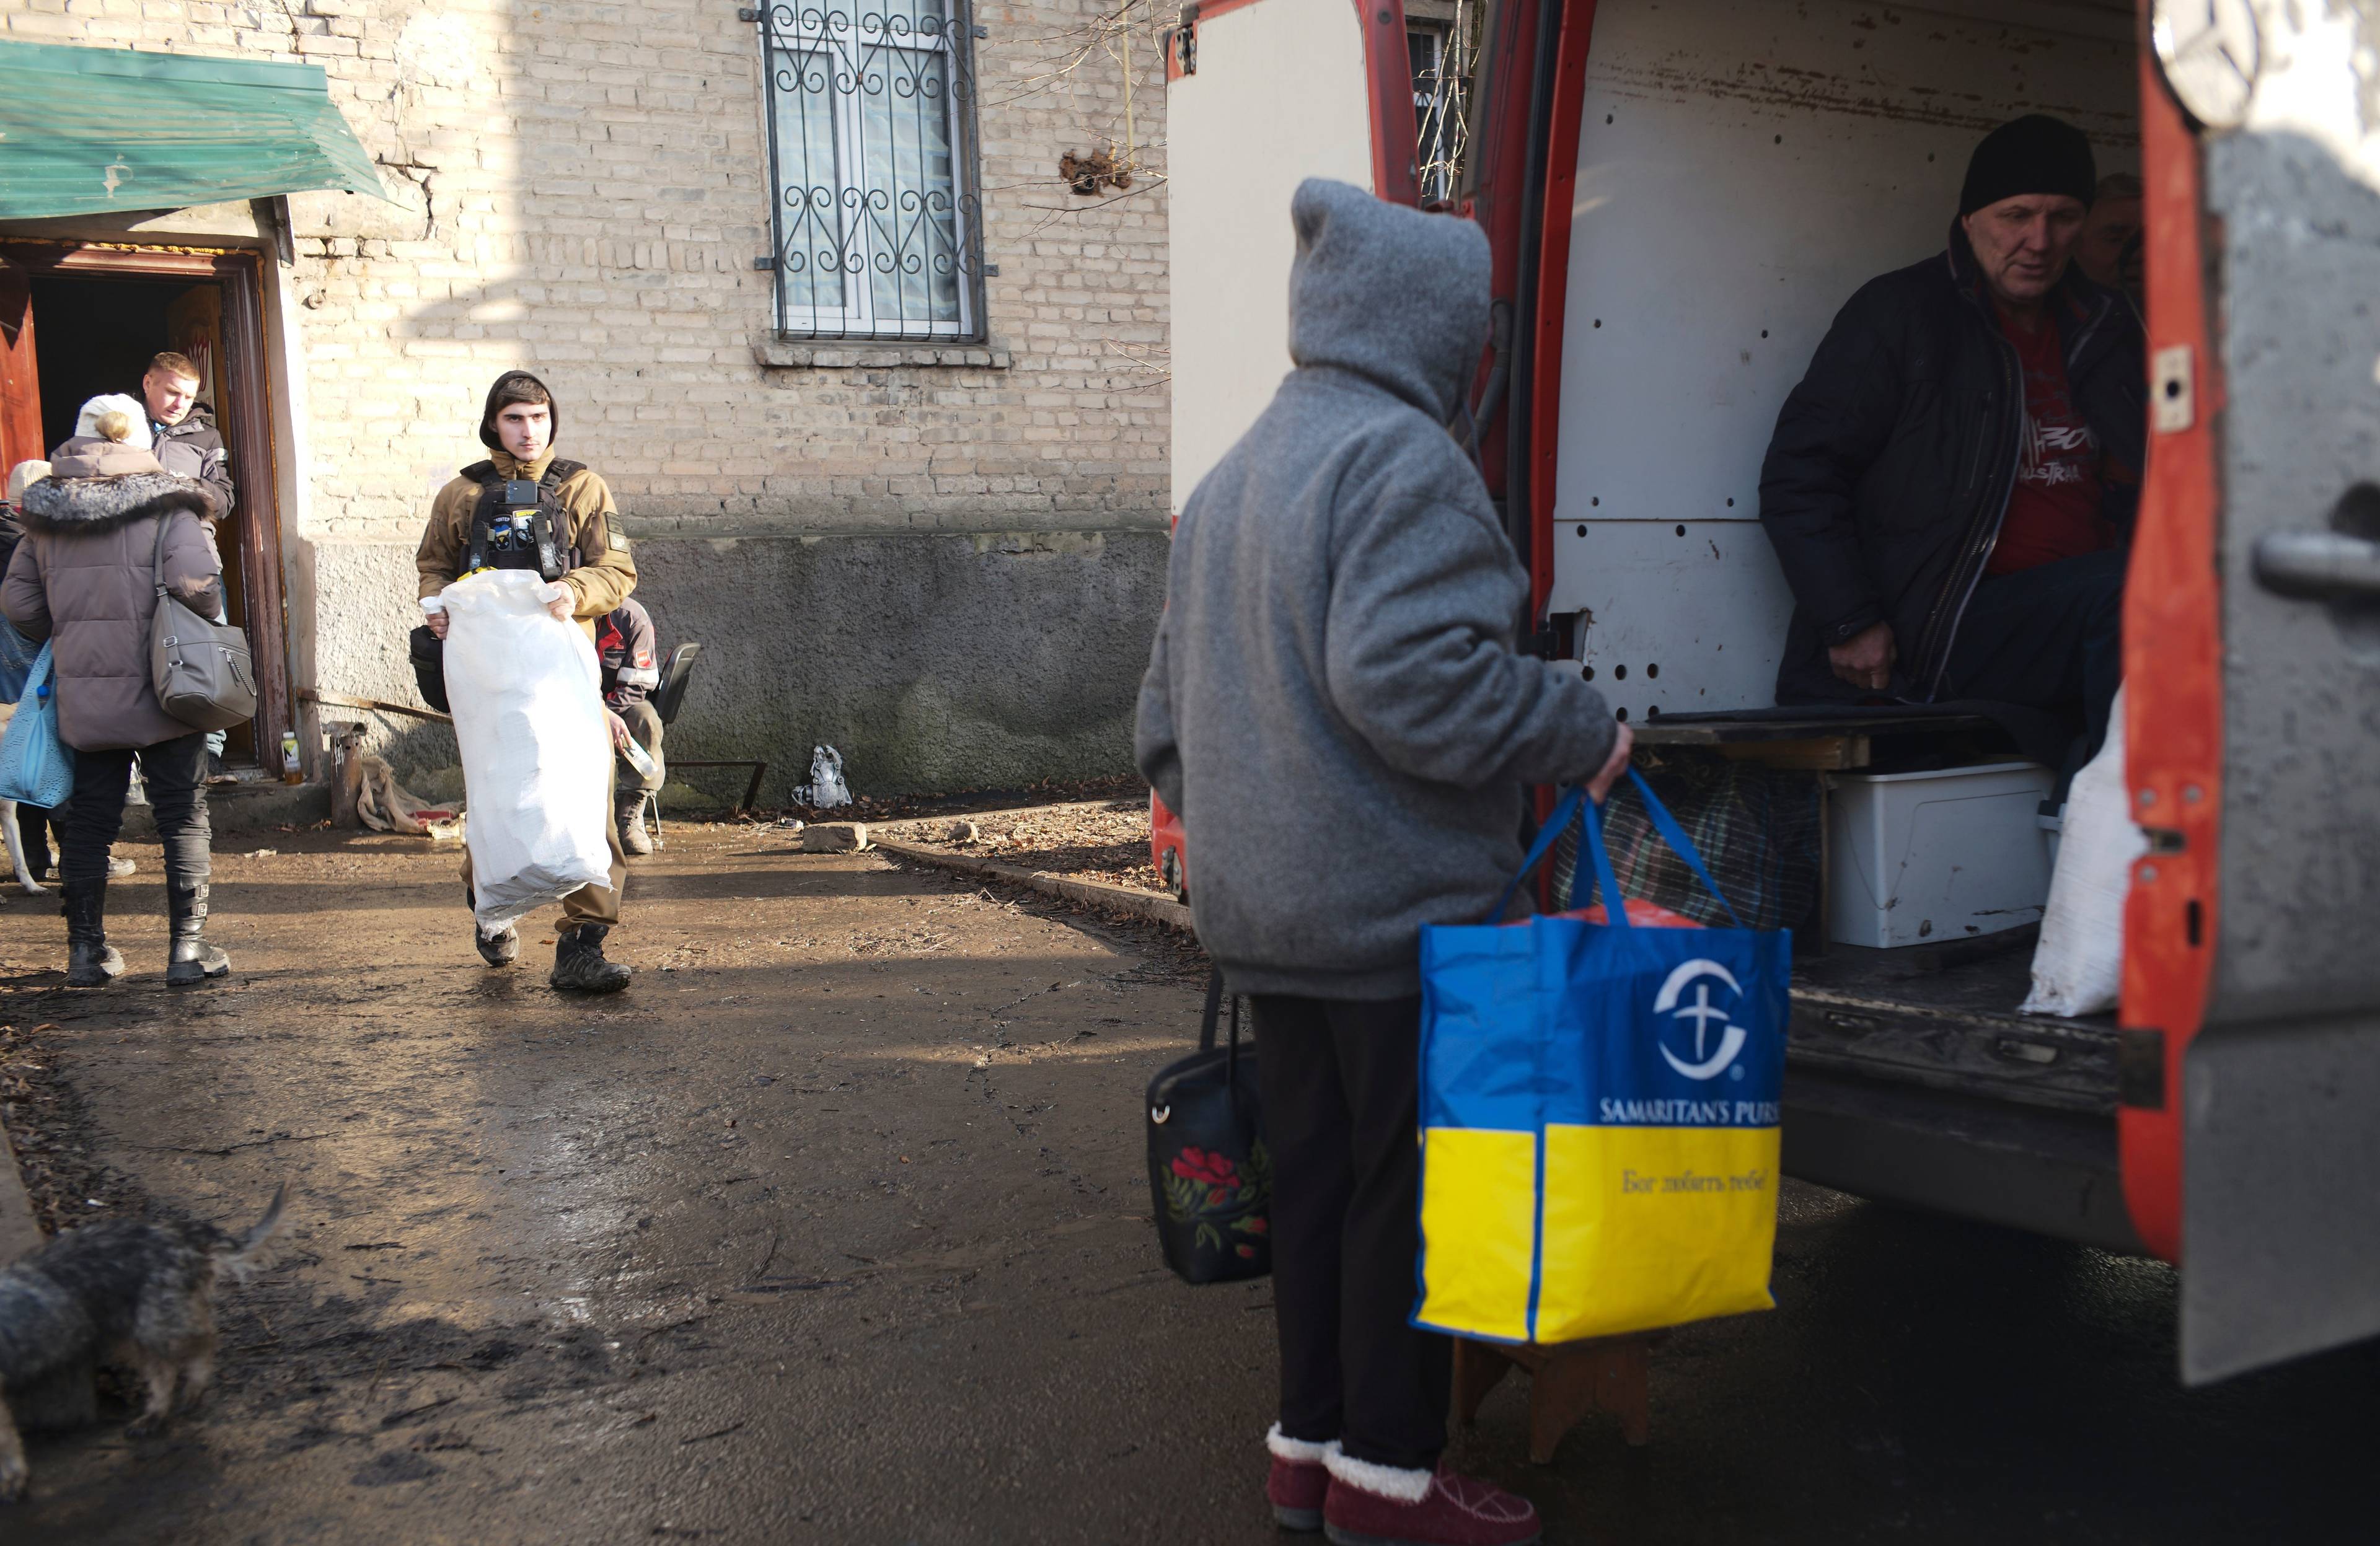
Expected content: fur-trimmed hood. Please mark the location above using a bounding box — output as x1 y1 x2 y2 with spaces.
19 470 218 535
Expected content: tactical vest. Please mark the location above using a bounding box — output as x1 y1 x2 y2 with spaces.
459 458 588 581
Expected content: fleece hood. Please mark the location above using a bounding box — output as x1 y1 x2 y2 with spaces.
1286 178 1491 423
479 369 560 452
19 470 216 534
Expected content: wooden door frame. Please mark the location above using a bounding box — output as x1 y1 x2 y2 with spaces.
0 239 293 770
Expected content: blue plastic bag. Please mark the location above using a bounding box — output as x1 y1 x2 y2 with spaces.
1413 769 1792 1344
0 621 38 706
0 642 76 809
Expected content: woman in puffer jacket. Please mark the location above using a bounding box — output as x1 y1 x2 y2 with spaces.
1 399 229 987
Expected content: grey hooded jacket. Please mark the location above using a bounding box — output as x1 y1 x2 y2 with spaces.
1135 178 1618 1000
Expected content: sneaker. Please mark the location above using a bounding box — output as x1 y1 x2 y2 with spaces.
1323 1453 1540 1546
1266 1425 1335 1533
107 855 135 879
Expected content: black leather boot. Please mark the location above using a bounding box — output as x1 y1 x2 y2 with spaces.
165 883 231 986
550 923 632 993
61 881 124 988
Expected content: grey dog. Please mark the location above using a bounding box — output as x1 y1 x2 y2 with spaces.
0 1186 284 1502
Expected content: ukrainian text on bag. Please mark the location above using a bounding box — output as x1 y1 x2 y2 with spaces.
1413 770 1791 1345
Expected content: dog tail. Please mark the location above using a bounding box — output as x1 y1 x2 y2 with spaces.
212 1184 287 1281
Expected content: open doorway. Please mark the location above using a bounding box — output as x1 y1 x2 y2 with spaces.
0 242 289 773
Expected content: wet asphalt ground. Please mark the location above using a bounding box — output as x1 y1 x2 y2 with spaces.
0 826 2371 1544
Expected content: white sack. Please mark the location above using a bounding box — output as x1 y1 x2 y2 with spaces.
440 570 614 931
2021 686 2148 1017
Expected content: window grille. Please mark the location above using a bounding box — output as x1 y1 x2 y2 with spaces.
757 2 988 341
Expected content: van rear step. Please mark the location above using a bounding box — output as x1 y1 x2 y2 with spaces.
1789 933 2118 1116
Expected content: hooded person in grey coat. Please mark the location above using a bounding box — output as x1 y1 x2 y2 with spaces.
1134 180 1626 1542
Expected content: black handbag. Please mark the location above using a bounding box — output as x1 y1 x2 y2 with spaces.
408 623 450 714
1145 971 1271 1284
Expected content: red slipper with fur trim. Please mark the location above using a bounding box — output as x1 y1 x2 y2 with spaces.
1321 1451 1540 1546
1266 1423 1335 1531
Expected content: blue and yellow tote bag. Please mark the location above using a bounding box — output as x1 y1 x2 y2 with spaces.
1413 771 1791 1343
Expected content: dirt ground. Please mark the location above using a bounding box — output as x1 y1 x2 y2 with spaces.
888 799 1164 895
2 825 2374 1545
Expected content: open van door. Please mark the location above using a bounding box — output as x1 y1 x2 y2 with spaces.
2131 1 2380 1385
1165 0 1419 511
1155 0 1421 898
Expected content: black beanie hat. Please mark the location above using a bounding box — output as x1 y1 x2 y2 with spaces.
479 369 558 450
1959 115 2097 217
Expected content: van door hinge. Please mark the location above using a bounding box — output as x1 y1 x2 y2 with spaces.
2117 1027 2167 1110
738 7 760 20
1173 6 1198 74
2152 345 2195 433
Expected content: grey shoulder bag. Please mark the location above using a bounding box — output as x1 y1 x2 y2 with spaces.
149 512 257 731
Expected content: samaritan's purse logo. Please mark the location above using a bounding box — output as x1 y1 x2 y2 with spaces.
1652 959 1748 1081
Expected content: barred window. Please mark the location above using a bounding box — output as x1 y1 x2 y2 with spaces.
758 2 987 341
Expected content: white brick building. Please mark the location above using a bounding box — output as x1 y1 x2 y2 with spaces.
0 0 1173 799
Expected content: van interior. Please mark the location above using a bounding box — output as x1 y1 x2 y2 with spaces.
24 271 258 766
1538 0 2141 1244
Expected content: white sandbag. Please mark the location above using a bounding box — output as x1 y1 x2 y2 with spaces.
2021 687 2147 1017
437 570 614 931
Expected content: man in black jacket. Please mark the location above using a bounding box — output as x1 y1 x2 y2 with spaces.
141 353 235 519
1759 115 2146 780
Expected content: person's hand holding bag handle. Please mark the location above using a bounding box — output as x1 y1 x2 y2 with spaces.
1584 722 1635 805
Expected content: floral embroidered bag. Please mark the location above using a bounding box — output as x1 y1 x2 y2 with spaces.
1145 970 1272 1284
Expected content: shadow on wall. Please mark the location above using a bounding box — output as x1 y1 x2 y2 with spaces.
309 530 1166 804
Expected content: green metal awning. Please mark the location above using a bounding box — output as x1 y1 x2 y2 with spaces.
0 40 389 221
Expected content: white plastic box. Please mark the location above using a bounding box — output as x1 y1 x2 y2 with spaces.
1825 762 2057 949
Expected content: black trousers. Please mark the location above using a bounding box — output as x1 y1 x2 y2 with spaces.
61 732 211 890
1251 992 1450 1471
1939 548 2125 790
16 801 51 878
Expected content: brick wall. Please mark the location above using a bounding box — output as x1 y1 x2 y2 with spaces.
0 0 1173 540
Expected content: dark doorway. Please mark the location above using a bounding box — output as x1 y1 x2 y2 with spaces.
0 242 291 773
22 276 257 765
29 276 190 449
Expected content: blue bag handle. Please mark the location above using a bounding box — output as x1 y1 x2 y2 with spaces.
1576 768 1746 929
1488 785 1584 923
1490 769 1750 928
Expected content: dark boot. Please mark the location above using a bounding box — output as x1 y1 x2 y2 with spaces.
617 790 653 856
165 884 231 986
61 881 124 988
476 920 520 967
550 923 631 993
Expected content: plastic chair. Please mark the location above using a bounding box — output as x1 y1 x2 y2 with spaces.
651 642 700 726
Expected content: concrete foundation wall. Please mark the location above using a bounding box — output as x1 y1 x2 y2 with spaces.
309 527 1165 801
